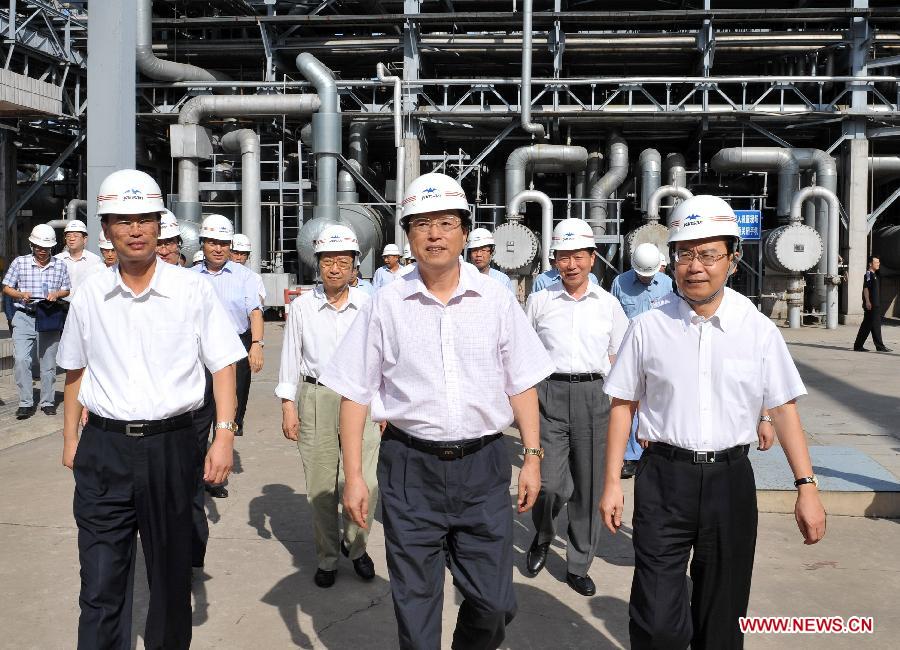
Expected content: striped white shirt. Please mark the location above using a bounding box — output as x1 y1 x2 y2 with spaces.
191 260 261 334
372 265 402 289
55 248 103 299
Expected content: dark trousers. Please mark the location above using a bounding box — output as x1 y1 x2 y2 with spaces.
73 421 197 650
378 434 516 650
629 447 758 650
235 330 252 430
853 307 885 350
532 377 608 576
191 387 215 568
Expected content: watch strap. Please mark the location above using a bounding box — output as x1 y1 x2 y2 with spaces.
794 476 818 488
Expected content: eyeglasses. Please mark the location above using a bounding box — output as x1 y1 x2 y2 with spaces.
108 217 158 231
408 216 461 233
554 252 593 265
673 250 729 267
320 258 353 270
156 239 179 249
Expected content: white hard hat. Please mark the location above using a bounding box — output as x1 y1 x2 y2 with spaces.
467 227 495 249
632 243 662 278
192 250 205 264
28 223 57 248
551 218 596 252
314 224 360 255
668 195 741 245
401 172 470 224
159 210 180 240
382 244 401 257
403 244 413 259
659 251 667 267
98 230 114 250
96 169 165 216
64 219 88 234
231 233 251 252
199 214 234 242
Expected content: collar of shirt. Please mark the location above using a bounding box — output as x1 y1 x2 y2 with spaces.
199 260 235 276
105 258 170 300
28 255 58 270
675 287 742 333
313 284 362 313
398 260 484 304
549 279 602 303
56 249 96 262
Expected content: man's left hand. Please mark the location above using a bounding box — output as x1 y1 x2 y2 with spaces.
248 344 264 373
757 420 775 451
517 457 541 513
46 291 59 302
795 488 826 545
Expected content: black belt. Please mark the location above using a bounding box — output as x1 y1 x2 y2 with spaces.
87 412 195 437
303 375 324 386
383 423 503 461
548 372 604 383
647 441 750 464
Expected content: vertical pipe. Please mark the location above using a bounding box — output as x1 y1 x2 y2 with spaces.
638 149 662 213
377 63 405 246
296 53 340 222
221 129 262 273
508 190 553 272
520 0 546 139
790 186 840 329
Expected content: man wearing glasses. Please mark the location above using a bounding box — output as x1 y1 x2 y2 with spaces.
155 210 182 265
523 218 629 597
599 195 826 649
321 172 553 649
276 224 380 588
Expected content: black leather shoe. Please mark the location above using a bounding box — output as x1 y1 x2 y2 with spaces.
526 536 550 576
16 406 35 420
341 540 375 580
853 347 868 352
41 405 57 416
205 484 228 498
621 460 638 480
566 572 596 596
876 347 893 352
314 569 336 588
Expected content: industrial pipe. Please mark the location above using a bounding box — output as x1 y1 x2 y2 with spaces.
520 0 545 140
220 129 262 273
710 147 799 216
663 153 687 189
638 149 662 213
507 190 553 272
376 62 406 247
505 144 589 210
790 186 840 329
869 156 900 181
136 0 229 83
589 134 628 261
648 185 694 225
67 198 87 222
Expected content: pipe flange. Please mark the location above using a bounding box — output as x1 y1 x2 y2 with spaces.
763 224 823 273
492 222 539 273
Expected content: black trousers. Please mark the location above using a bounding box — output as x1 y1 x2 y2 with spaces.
853 307 885 350
629 448 757 650
191 389 215 568
73 421 198 650
378 434 516 650
235 330 252 430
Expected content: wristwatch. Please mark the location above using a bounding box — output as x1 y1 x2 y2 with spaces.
215 421 239 434
759 415 773 424
523 447 545 459
252 340 265 348
794 475 819 488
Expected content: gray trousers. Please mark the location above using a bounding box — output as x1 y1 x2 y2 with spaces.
12 310 60 408
531 377 609 576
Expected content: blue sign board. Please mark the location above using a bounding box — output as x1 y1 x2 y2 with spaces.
734 210 761 241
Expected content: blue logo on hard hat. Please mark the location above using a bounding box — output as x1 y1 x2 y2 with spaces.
123 188 143 200
683 213 702 226
421 187 441 200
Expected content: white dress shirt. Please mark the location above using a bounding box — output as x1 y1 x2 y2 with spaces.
487 267 517 294
525 279 629 376
275 285 369 400
373 265 402 289
319 260 555 441
191 260 262 334
57 260 247 421
604 288 807 451
54 248 102 298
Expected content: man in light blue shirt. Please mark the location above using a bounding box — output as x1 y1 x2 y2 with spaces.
609 243 673 478
466 227 517 294
350 259 375 296
373 243 403 289
531 249 598 293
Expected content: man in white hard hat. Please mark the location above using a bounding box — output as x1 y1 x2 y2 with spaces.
349 257 375 296
321 172 553 649
467 227 516 293
277 224 380 589
373 243 402 289
600 195 826 650
531 247 600 293
230 233 267 306
2 223 70 418
156 209 182 266
610 242 674 479
55 219 102 297
524 218 629 597
658 249 668 274
401 243 414 265
57 169 245 650
191 250 205 267
98 231 117 267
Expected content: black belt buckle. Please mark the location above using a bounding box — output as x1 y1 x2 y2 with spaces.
438 445 462 461
693 450 715 464
571 374 583 383
125 423 146 437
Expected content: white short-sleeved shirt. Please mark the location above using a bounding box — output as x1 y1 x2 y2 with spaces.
526 280 630 376
57 259 247 421
55 249 103 298
319 260 555 441
487 267 517 294
191 260 262 334
604 288 807 451
275 285 369 400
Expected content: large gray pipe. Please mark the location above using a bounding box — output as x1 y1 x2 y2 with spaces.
638 149 662 213
648 185 694 225
590 134 628 230
296 53 341 222
376 63 405 248
505 144 588 211
507 190 553 272
790 186 839 330
220 129 262 273
67 199 87 222
663 153 687 189
136 0 229 83
520 0 545 140
338 122 371 195
869 156 900 182
710 147 799 216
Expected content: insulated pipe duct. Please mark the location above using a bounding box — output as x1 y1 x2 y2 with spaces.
505 145 589 211
296 53 341 222
790 186 840 330
376 63 405 247
337 122 371 195
710 147 799 216
638 149 662 213
590 134 629 230
488 170 505 226
67 199 87 222
663 153 687 189
136 0 229 83
507 190 553 272
869 156 900 181
648 185 694 225
220 129 262 273
520 0 545 140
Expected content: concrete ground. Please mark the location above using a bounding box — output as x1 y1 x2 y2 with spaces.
0 319 898 649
